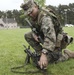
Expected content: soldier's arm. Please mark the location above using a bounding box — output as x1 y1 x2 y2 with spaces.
41 16 56 52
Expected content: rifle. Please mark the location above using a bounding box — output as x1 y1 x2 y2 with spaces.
23 45 41 69
25 18 43 44
11 45 48 74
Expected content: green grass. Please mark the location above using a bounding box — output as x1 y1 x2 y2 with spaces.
0 27 74 75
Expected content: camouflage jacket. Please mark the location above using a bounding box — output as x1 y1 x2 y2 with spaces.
30 8 63 52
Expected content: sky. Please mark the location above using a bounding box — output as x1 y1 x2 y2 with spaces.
0 0 74 11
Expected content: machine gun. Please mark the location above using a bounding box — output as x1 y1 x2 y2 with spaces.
25 18 43 44
11 45 48 74
23 45 41 69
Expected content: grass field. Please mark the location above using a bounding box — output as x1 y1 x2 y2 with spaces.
0 27 74 75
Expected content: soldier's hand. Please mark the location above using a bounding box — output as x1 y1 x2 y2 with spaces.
38 53 48 69
32 33 39 42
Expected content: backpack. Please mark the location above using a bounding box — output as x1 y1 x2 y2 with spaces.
41 7 63 36
42 8 73 49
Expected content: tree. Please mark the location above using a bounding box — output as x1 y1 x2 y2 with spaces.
0 11 3 18
24 0 45 7
6 11 13 18
1 2 74 27
34 0 45 7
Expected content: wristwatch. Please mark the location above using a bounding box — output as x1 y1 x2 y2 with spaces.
42 49 48 54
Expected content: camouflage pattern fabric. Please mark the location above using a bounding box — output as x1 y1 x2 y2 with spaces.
25 32 42 54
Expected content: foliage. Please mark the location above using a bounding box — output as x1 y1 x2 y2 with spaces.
58 4 74 25
24 0 45 7
34 0 45 7
47 3 74 25
0 3 74 27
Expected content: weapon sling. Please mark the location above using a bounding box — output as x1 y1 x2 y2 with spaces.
11 45 40 74
11 55 40 74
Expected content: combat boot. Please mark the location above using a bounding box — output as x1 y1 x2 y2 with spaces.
64 49 74 58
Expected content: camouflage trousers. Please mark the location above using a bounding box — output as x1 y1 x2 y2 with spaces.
24 32 70 63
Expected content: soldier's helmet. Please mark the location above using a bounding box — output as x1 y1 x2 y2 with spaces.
20 0 37 15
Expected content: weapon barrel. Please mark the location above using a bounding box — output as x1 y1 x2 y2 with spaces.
25 18 32 28
23 45 32 56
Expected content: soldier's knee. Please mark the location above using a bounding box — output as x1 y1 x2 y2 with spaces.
24 32 32 41
24 33 28 40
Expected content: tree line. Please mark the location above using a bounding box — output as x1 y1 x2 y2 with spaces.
0 3 74 27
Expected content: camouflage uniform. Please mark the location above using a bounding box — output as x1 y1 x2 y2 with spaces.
21 0 74 63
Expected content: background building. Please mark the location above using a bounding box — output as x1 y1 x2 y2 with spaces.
0 18 19 29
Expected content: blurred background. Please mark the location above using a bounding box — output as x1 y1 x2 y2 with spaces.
0 0 74 29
